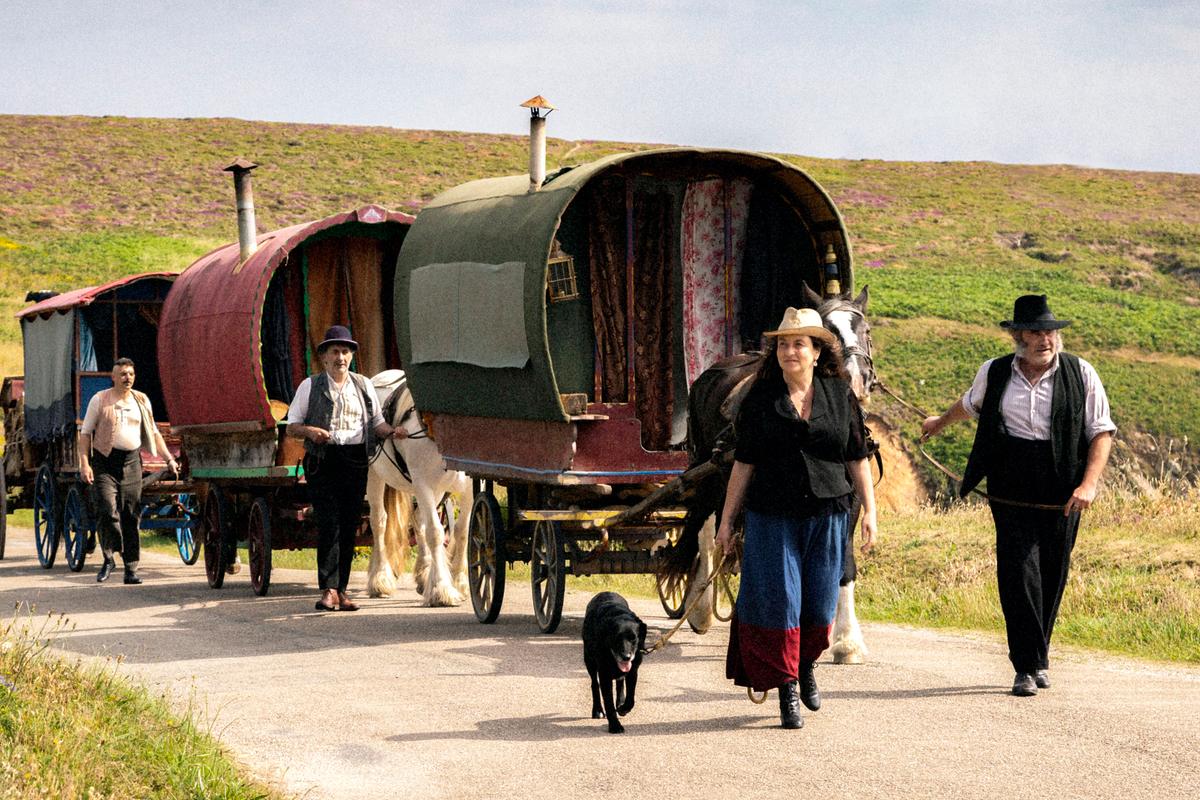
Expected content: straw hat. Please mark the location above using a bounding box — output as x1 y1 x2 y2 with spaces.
763 307 838 347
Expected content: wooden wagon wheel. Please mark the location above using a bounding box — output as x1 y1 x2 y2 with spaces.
62 483 92 573
246 497 273 597
530 519 566 634
33 463 60 569
655 566 690 620
201 486 231 589
467 490 506 624
0 466 7 560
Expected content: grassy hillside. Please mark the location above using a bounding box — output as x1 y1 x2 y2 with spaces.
2 114 1198 481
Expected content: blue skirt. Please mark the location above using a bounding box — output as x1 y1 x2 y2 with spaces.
726 509 847 691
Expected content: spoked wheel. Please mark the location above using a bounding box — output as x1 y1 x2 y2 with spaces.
655 566 690 620
0 466 7 560
201 486 231 589
33 463 60 568
62 484 92 573
174 493 201 565
246 497 272 596
530 519 566 634
467 491 506 624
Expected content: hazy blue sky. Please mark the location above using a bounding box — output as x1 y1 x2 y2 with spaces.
3 1 1197 173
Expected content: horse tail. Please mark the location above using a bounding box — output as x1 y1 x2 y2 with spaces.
382 484 412 576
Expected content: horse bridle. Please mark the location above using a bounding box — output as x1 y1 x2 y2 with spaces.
822 299 878 394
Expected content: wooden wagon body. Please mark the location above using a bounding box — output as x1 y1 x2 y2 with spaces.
157 205 414 594
394 148 855 631
1 272 190 568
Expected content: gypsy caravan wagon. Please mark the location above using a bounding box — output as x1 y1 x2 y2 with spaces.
157 161 414 595
394 112 854 633
1 272 188 568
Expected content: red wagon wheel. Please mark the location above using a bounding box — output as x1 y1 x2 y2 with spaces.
246 497 273 597
201 486 231 589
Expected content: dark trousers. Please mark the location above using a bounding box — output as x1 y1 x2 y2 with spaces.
92 448 142 565
988 435 1081 673
305 444 368 593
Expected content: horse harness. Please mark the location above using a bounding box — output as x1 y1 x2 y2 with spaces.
369 376 431 485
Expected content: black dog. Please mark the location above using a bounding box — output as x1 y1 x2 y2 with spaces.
582 591 648 734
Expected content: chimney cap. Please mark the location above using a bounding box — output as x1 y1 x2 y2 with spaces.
520 95 555 114
223 157 258 173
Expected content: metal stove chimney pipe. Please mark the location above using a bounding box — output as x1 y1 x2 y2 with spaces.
223 158 259 262
520 95 555 191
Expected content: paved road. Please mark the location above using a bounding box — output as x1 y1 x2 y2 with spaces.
3 528 1198 800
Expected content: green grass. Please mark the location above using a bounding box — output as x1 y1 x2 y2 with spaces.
0 610 285 799
857 485 1200 663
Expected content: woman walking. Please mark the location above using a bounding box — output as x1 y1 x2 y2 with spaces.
717 307 878 729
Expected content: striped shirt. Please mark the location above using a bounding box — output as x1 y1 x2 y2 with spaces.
962 354 1116 442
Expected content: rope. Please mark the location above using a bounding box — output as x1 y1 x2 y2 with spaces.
641 547 734 655
873 378 1066 512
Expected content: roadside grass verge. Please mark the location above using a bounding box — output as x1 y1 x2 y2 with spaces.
0 610 286 799
857 484 1200 663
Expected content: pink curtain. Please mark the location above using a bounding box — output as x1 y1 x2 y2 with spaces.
681 178 753 385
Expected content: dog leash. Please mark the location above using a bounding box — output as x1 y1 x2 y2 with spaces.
872 377 1066 512
641 548 734 656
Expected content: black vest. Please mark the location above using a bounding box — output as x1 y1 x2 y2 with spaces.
960 353 1088 498
302 371 376 456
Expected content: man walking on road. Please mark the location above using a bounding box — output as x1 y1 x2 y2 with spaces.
921 295 1115 696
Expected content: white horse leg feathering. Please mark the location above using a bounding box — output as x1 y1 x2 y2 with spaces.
366 369 471 607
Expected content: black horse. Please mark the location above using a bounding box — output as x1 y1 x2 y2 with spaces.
666 286 875 663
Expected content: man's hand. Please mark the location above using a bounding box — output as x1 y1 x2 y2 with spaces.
307 427 332 445
1064 481 1098 516
80 464 94 485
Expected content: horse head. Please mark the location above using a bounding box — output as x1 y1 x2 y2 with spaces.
803 283 875 403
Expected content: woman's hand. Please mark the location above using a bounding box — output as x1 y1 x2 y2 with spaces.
716 521 736 556
859 507 878 553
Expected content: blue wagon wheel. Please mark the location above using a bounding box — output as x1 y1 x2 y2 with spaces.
246 496 272 596
62 483 92 573
33 463 60 569
0 465 8 560
530 519 566 634
467 490 506 624
174 493 201 565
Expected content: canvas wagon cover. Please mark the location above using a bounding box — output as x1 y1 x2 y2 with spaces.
394 148 852 423
16 271 177 444
158 206 413 429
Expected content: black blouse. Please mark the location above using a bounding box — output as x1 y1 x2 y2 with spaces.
734 376 871 518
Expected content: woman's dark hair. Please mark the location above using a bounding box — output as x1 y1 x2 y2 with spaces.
755 334 846 390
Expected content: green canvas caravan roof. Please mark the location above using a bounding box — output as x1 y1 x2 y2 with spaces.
395 147 853 426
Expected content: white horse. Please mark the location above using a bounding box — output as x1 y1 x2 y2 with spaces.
681 288 873 665
365 370 473 607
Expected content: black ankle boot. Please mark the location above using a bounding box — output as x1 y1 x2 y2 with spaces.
778 680 803 729
799 661 821 711
123 561 142 585
97 556 116 583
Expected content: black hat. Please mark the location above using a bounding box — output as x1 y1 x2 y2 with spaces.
1000 294 1072 331
317 325 358 353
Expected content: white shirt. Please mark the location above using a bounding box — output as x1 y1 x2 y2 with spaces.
286 373 385 445
962 354 1116 442
81 392 144 451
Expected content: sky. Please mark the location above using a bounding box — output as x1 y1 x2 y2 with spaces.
2 1 1198 174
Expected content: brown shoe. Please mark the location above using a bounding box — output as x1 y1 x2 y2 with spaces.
315 589 339 612
336 592 359 612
